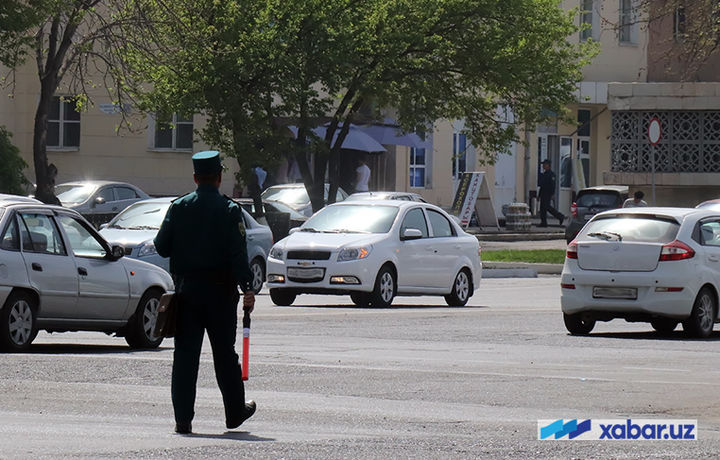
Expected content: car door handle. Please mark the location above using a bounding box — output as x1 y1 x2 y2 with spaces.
454 245 462 250
78 267 88 276
31 262 43 272
710 256 720 262
247 235 255 240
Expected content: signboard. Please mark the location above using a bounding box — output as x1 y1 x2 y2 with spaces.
648 117 662 145
450 172 499 229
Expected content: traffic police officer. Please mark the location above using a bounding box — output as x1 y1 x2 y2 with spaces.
154 150 256 434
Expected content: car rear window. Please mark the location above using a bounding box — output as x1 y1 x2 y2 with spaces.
579 215 680 243
576 191 620 208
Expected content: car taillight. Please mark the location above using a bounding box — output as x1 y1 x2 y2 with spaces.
570 202 578 218
659 240 695 261
566 240 578 259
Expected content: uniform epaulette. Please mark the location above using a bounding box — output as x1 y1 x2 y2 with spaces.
171 192 193 203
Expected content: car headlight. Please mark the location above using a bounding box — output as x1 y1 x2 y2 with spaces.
269 245 284 260
337 246 371 262
137 240 157 257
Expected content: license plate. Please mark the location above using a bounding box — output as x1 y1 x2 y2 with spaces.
592 286 637 300
287 267 324 279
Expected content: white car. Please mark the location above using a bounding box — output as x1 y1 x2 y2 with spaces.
561 207 720 338
99 197 273 293
261 183 349 217
55 180 150 227
266 200 481 307
345 191 427 202
0 198 174 351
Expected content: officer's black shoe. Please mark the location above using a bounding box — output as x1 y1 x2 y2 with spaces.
559 215 565 226
175 421 192 434
226 400 257 429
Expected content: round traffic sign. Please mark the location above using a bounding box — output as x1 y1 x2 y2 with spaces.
648 117 662 145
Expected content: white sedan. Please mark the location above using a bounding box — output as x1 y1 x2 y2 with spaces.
266 200 481 307
0 198 174 351
561 207 720 337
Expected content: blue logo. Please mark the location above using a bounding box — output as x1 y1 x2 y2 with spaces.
540 419 591 439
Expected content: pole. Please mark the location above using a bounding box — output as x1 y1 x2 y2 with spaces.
651 144 656 206
242 309 250 381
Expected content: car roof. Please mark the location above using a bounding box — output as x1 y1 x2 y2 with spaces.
56 180 140 188
595 206 718 222
327 199 442 212
578 185 629 193
0 194 42 205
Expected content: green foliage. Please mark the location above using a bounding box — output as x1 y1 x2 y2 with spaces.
0 126 29 195
0 0 46 67
482 249 566 264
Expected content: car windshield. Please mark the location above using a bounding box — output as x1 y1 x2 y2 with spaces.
262 187 310 205
579 215 679 243
576 191 620 208
107 202 170 229
55 184 95 205
302 204 398 233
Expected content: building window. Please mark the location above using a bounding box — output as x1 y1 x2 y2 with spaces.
619 0 633 43
674 6 686 43
48 96 80 148
452 132 467 181
580 0 593 41
152 112 193 150
409 146 426 188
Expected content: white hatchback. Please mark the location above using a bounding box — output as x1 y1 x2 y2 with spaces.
561 207 720 337
0 198 174 351
266 200 481 307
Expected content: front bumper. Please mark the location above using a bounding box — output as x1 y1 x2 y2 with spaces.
266 257 376 293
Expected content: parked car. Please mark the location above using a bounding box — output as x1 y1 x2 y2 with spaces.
565 185 629 243
266 200 482 307
55 180 150 228
261 183 349 217
0 197 174 351
233 198 308 241
695 198 720 211
99 197 273 293
561 207 720 338
345 191 427 202
0 194 41 204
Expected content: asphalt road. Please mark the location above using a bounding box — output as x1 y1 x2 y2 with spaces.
1 277 720 459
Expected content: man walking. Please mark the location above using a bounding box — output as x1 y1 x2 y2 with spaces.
538 159 565 227
155 150 256 434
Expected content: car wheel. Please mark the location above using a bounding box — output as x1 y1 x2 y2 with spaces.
650 318 678 334
444 269 472 306
125 289 164 349
563 313 595 335
0 291 37 352
249 258 265 294
350 292 371 307
270 289 296 306
370 265 396 308
683 287 716 338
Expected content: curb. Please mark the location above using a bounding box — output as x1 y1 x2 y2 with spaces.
483 261 563 277
473 233 565 242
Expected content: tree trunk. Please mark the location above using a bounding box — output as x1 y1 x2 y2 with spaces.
33 76 59 205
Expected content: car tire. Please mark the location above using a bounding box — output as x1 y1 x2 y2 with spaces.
563 313 595 335
444 269 472 306
125 289 164 349
683 287 716 338
248 258 265 294
270 289 296 306
350 292 371 307
369 265 396 308
0 291 37 352
650 318 678 334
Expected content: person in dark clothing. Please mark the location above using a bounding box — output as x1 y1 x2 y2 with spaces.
154 150 256 435
538 159 565 227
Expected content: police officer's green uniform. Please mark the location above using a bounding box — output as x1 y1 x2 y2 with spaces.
154 150 254 431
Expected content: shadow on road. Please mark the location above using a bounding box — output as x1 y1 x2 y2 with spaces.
276 304 489 310
24 343 167 355
582 330 720 342
183 431 275 442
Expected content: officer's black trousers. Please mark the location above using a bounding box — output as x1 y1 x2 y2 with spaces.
172 286 245 425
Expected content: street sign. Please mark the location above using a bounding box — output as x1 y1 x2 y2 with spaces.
648 117 662 145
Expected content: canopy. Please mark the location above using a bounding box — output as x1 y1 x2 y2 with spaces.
288 126 386 153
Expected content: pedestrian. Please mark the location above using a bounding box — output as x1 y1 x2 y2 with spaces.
154 150 256 435
623 190 648 208
354 157 371 193
537 159 565 227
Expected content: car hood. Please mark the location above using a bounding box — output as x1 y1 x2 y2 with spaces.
279 231 387 250
99 228 158 246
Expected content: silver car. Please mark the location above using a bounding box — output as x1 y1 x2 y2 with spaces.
0 197 174 351
99 197 273 293
261 183 348 217
55 180 150 227
345 191 427 202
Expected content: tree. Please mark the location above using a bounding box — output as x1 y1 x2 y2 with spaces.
1 1 155 204
0 126 30 195
124 0 594 211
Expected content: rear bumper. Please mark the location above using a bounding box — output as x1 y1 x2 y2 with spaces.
560 261 698 319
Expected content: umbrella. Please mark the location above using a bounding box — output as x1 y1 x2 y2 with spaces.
288 125 386 153
242 309 250 381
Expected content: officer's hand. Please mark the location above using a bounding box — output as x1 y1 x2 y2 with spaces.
243 291 255 313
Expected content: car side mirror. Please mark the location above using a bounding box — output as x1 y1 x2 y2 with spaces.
401 228 423 241
110 245 124 260
93 196 106 208
99 223 108 230
288 227 301 235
